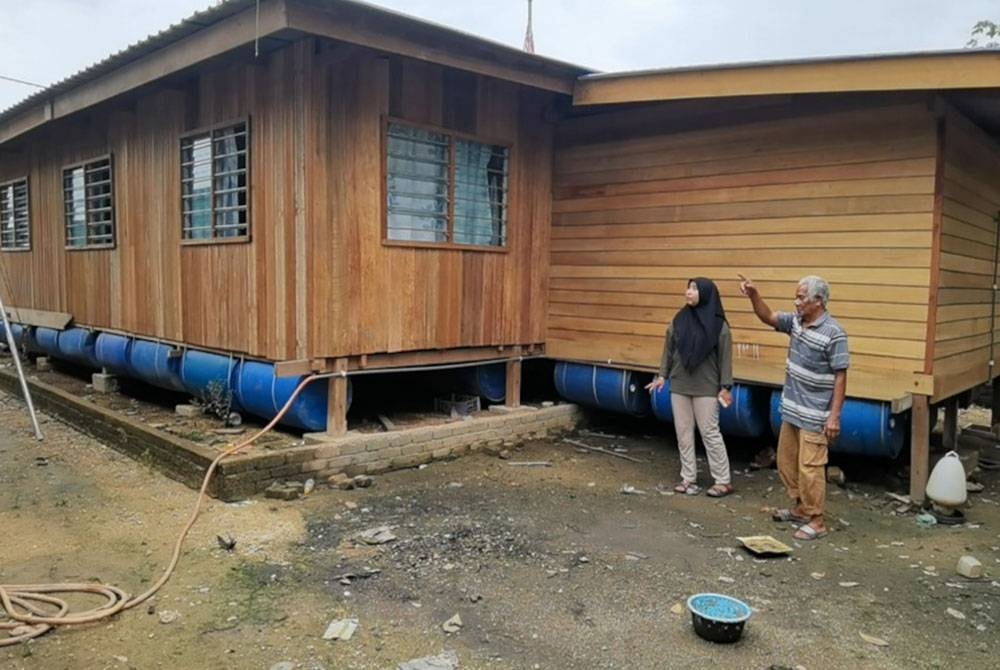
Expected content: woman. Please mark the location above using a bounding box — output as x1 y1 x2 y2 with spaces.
646 278 734 497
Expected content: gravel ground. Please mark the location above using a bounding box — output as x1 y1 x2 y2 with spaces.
2 389 999 670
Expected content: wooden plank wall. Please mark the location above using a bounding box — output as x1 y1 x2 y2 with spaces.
932 111 1000 400
0 39 556 363
549 103 939 400
305 45 555 357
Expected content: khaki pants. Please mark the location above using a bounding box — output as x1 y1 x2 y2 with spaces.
671 393 731 485
777 422 828 517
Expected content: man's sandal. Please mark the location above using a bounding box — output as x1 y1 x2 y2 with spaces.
771 508 810 524
793 524 828 541
706 483 733 498
674 481 701 495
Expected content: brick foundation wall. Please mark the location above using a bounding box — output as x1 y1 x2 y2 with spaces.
0 368 581 500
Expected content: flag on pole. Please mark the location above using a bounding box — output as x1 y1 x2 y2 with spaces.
523 0 535 53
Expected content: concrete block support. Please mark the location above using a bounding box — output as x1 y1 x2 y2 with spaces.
91 372 118 394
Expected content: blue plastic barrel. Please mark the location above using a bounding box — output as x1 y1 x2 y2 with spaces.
94 333 132 375
5 322 24 344
128 340 185 392
34 327 61 356
56 328 100 368
235 361 352 432
651 382 770 438
180 350 240 406
553 362 651 416
456 363 506 403
769 390 905 458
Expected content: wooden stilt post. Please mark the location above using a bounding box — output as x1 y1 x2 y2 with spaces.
326 358 349 437
505 346 522 409
943 397 958 450
910 395 930 503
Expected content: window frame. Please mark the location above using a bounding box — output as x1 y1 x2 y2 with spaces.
179 117 252 246
0 176 31 252
382 117 510 253
62 155 116 251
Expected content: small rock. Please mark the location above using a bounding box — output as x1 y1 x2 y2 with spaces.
358 525 396 545
397 650 459 670
174 404 200 418
322 617 358 641
265 482 302 501
442 614 463 633
670 603 684 615
947 607 967 620
328 474 355 490
498 449 512 460
270 663 295 670
859 632 889 647
353 474 374 488
957 555 983 579
826 466 846 486
158 610 180 624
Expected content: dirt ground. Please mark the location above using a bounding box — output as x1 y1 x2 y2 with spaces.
2 390 999 670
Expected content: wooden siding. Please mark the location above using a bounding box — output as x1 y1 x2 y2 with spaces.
304 45 554 358
0 39 555 364
549 103 939 401
932 111 1000 401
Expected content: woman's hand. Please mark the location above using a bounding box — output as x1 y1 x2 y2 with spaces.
645 376 665 394
718 388 732 408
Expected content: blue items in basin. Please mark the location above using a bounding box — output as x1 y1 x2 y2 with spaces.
686 593 752 643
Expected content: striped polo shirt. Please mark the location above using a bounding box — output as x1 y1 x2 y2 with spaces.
775 311 849 433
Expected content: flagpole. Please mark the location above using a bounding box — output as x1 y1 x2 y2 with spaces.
523 0 535 53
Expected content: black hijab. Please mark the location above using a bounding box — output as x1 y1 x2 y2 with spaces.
672 277 727 371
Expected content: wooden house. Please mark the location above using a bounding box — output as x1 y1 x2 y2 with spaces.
552 54 1000 497
2 2 1000 499
0 0 588 433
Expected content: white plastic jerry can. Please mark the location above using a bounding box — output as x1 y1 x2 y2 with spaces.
925 451 967 507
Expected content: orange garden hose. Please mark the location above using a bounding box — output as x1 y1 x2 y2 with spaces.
0 373 321 647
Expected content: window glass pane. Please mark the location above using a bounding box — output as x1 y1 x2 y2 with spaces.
0 184 14 249
183 124 249 240
64 168 87 247
386 124 449 242
454 140 507 246
84 159 114 246
182 135 214 239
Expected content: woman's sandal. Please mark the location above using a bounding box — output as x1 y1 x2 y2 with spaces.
706 483 733 498
674 481 701 495
771 508 811 524
793 524 828 541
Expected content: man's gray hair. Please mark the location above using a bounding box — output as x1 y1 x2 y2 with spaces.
798 275 830 309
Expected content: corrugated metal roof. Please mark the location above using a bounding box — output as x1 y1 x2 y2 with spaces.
0 0 257 123
0 0 592 130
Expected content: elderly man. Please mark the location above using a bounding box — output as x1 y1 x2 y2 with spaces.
740 275 849 541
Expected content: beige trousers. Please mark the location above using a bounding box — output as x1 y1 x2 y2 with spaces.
671 393 731 485
777 422 828 517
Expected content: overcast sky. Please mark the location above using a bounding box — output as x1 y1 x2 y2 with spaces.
1 0 996 111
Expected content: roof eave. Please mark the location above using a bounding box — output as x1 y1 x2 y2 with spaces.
573 50 1000 106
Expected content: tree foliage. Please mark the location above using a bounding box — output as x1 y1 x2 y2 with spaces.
968 20 1000 47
